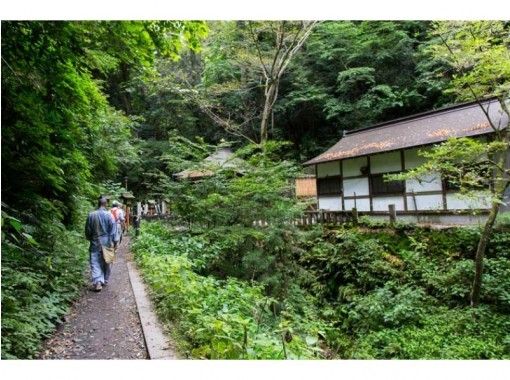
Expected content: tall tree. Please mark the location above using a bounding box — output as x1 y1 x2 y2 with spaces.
186 21 318 145
400 21 510 307
1 21 206 226
248 21 319 143
276 21 450 159
1 20 207 359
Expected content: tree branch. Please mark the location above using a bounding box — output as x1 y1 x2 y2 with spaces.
438 32 499 133
248 21 270 79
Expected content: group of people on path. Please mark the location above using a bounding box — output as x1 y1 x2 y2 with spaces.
85 196 126 292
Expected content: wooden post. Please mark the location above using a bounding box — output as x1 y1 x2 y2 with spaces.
411 190 420 224
388 204 396 224
352 207 358 224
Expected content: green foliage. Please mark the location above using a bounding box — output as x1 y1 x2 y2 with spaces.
424 21 510 101
2 21 207 223
421 20 509 308
275 20 451 159
3 20 509 361
150 136 307 298
132 222 327 359
134 219 510 360
1 21 207 359
1 207 89 359
133 21 452 162
344 283 432 332
98 180 127 203
387 137 508 206
298 225 510 358
496 212 510 229
352 306 510 359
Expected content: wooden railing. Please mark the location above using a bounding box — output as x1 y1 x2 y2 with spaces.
142 208 385 227
141 204 487 228
295 210 355 226
252 210 358 227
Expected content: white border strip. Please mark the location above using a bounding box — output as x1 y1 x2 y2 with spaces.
1 0 509 20
127 261 178 360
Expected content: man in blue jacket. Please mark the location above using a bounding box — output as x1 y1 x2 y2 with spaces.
85 197 114 292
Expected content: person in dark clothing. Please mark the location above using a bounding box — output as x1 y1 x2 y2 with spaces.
85 197 115 292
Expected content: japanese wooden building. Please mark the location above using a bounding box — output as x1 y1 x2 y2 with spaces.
304 98 509 224
174 146 243 180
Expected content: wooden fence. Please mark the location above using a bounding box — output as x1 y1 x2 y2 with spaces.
141 205 397 227
143 204 486 228
253 209 363 227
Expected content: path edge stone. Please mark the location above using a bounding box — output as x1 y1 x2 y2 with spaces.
127 259 178 360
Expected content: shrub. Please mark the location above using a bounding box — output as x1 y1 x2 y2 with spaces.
299 228 402 301
298 225 510 359
132 222 327 359
1 214 88 359
351 306 510 359
343 283 432 332
133 170 510 360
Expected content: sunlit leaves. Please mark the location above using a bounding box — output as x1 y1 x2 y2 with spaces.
426 21 510 101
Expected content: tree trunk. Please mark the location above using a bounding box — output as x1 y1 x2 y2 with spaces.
470 151 509 307
260 81 277 144
470 199 499 307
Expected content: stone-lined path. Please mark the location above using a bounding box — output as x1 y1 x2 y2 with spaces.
40 237 147 359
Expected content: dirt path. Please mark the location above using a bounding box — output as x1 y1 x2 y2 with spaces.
40 237 147 359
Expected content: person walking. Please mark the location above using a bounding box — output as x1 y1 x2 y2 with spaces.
110 200 125 248
85 197 114 292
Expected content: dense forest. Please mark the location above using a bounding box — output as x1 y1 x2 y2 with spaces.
1 20 509 359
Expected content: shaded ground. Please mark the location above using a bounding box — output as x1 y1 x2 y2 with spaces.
40 237 147 359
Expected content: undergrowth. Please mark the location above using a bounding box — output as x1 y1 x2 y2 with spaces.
1 211 88 359
133 220 510 359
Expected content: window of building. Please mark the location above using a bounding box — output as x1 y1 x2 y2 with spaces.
371 173 405 195
317 176 342 196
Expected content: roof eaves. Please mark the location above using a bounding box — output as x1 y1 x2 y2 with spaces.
345 96 499 136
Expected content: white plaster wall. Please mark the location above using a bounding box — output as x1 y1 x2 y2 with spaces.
404 147 430 169
368 214 488 226
370 151 402 174
317 161 341 178
342 156 368 177
344 198 371 211
406 172 442 193
318 196 342 211
343 177 369 196
446 193 491 210
372 196 405 211
406 194 444 210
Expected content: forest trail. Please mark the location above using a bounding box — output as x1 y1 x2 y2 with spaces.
40 237 153 359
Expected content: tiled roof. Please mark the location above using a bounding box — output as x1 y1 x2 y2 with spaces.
304 98 507 166
175 147 243 179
